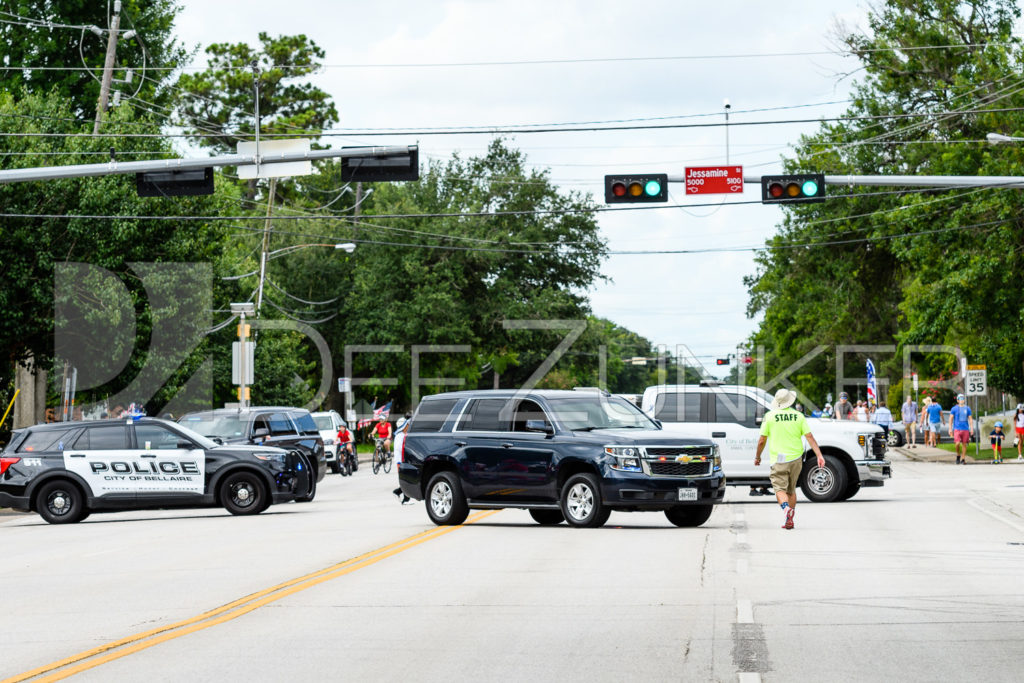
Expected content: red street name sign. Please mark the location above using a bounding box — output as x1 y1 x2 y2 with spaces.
684 166 744 195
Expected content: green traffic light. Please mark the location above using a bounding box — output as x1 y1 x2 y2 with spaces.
801 179 819 197
644 179 662 196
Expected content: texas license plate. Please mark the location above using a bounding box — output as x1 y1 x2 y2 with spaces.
678 487 698 501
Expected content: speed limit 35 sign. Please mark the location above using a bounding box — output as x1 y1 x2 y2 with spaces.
965 364 987 396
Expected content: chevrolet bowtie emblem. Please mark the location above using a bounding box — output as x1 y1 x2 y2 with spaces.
676 455 691 463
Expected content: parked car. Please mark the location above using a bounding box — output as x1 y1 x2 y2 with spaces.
0 417 313 524
397 389 725 528
178 407 326 501
311 410 347 474
640 383 891 502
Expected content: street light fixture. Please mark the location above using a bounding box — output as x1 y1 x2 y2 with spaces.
986 132 1024 144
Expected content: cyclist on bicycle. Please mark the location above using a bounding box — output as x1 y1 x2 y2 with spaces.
337 422 354 469
374 415 393 455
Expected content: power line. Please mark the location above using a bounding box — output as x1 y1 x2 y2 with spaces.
0 41 1012 71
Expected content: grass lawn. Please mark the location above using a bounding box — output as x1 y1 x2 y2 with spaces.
931 441 1020 460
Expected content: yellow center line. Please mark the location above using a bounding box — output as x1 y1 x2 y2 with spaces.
4 510 499 683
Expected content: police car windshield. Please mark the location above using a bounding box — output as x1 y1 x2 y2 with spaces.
546 396 658 431
313 416 334 430
180 415 246 439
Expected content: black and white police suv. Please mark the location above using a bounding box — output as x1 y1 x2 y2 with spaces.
0 417 315 524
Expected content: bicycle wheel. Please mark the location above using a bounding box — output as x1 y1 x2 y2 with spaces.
383 451 393 474
372 447 382 474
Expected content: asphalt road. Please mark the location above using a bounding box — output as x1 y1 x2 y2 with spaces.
2 455 1023 682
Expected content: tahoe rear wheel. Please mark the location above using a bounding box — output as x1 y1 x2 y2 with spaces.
425 471 469 526
560 473 609 528
799 454 848 503
529 509 565 525
665 504 714 528
35 480 87 524
219 471 267 515
886 430 904 447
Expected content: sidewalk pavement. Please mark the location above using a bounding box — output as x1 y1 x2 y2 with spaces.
894 444 1024 464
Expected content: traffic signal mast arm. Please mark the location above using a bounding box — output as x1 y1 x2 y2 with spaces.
0 145 418 184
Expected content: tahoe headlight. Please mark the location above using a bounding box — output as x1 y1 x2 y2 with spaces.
606 446 642 472
712 444 722 470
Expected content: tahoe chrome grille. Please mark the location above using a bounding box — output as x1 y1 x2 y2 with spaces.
648 461 712 477
646 446 714 457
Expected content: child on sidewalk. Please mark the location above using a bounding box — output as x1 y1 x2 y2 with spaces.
990 422 1006 464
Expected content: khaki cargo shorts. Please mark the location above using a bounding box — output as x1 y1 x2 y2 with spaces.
769 458 803 495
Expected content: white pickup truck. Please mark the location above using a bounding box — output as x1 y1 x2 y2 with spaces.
640 383 891 502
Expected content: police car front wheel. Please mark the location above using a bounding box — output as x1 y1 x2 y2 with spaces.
35 480 87 524
219 471 268 515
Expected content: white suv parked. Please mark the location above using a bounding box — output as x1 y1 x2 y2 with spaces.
311 410 346 474
640 383 891 502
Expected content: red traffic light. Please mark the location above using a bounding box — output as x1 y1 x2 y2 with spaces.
716 358 729 366
760 174 825 204
604 174 668 203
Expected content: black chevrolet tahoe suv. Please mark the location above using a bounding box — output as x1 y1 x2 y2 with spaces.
179 407 326 501
397 390 725 528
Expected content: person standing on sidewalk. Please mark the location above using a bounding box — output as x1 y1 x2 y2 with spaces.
754 388 826 530
948 394 973 465
989 422 1006 464
834 392 854 420
1014 405 1024 461
872 400 894 440
925 397 944 447
901 396 919 448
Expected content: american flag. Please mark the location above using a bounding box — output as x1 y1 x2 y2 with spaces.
358 401 392 429
866 359 877 407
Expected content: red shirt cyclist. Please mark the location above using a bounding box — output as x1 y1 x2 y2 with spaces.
374 417 393 454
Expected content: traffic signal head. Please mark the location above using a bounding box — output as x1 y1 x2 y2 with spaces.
760 174 825 204
716 358 730 366
604 174 668 203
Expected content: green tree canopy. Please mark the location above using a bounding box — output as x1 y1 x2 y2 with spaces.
745 0 1024 405
0 0 187 119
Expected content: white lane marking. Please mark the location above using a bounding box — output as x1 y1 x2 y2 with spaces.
736 559 748 574
737 599 753 624
736 533 747 544
738 674 762 683
967 499 1024 534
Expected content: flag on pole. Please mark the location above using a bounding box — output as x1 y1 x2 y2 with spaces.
358 401 392 429
866 359 877 407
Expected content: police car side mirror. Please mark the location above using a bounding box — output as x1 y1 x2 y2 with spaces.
252 428 269 439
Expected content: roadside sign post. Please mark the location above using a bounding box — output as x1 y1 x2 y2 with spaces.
966 364 987 457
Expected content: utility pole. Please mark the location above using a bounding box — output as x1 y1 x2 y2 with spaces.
256 177 276 315
93 1 122 135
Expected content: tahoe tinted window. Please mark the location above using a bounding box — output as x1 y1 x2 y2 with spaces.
409 398 459 433
512 400 550 432
254 413 295 436
290 412 319 435
456 398 511 432
653 393 701 423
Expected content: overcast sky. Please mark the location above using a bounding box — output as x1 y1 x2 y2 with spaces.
174 1 870 372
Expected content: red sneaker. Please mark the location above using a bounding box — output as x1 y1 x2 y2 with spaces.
783 508 795 530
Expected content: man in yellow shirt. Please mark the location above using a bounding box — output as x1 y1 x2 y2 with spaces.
754 388 826 529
